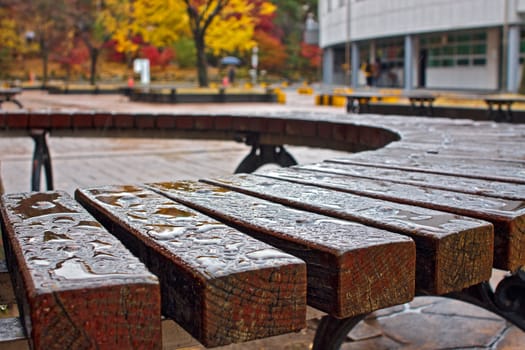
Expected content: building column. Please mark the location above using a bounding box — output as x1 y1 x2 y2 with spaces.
322 48 334 86
507 25 520 92
351 43 360 88
369 41 376 62
404 35 414 91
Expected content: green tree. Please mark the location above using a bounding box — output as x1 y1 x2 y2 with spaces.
271 0 318 80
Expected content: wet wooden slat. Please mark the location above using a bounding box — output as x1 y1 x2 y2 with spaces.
258 167 524 272
75 185 307 347
0 191 161 350
148 180 416 318
299 162 525 201
328 149 525 184
201 174 494 295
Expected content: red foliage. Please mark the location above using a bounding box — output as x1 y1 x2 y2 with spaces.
300 42 322 68
254 30 287 72
52 41 89 67
103 40 126 62
140 45 175 68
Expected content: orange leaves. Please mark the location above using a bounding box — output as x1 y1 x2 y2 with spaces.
254 30 288 72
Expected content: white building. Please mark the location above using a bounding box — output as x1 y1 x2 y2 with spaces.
319 0 525 91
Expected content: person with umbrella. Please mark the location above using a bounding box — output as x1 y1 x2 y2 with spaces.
227 65 236 85
220 56 241 87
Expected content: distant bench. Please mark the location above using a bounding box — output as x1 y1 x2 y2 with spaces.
483 95 525 122
337 91 436 116
0 110 524 349
0 88 23 109
0 111 400 191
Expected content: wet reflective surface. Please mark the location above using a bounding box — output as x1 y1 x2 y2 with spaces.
201 174 489 239
1 191 157 293
327 148 525 184
77 185 303 279
148 180 412 252
257 168 525 220
299 162 525 201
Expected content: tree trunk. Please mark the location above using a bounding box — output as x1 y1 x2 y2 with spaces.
195 34 208 87
42 53 49 87
39 38 49 87
89 48 99 85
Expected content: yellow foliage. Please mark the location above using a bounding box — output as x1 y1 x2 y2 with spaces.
100 0 275 58
0 12 23 50
100 0 187 54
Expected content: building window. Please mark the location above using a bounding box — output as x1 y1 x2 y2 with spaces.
376 38 404 68
519 29 525 64
421 31 487 68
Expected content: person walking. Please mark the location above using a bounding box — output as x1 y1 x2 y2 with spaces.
372 58 382 86
362 61 373 87
228 66 236 86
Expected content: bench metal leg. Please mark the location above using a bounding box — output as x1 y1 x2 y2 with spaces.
234 144 298 174
30 130 54 191
443 268 525 331
234 133 298 174
488 103 513 123
10 99 23 109
312 314 367 350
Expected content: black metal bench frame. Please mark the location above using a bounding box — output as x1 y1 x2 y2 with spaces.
0 88 23 109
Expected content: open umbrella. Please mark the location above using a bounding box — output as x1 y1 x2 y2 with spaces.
220 56 242 65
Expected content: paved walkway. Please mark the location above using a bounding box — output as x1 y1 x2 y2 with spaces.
1 90 523 349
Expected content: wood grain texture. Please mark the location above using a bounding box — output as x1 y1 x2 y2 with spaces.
0 191 161 350
148 180 416 318
201 173 494 295
263 166 524 272
328 148 525 184
75 185 306 347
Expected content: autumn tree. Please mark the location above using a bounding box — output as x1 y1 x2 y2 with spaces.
0 6 24 76
272 0 319 80
100 0 187 67
254 31 287 74
7 0 70 85
52 36 89 82
63 0 115 85
109 0 273 86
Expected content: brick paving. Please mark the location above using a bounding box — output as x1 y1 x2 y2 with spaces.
1 89 523 349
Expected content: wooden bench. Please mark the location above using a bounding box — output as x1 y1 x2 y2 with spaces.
339 91 436 116
0 88 23 109
483 95 525 122
0 110 524 349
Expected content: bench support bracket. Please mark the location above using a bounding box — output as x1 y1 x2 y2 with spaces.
312 314 367 350
443 268 525 331
234 133 298 174
30 130 54 192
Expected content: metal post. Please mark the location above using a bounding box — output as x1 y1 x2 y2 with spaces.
351 43 360 88
345 0 352 86
404 35 414 91
507 25 520 93
251 46 259 85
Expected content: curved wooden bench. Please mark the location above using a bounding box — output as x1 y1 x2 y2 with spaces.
0 109 524 349
0 110 400 191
